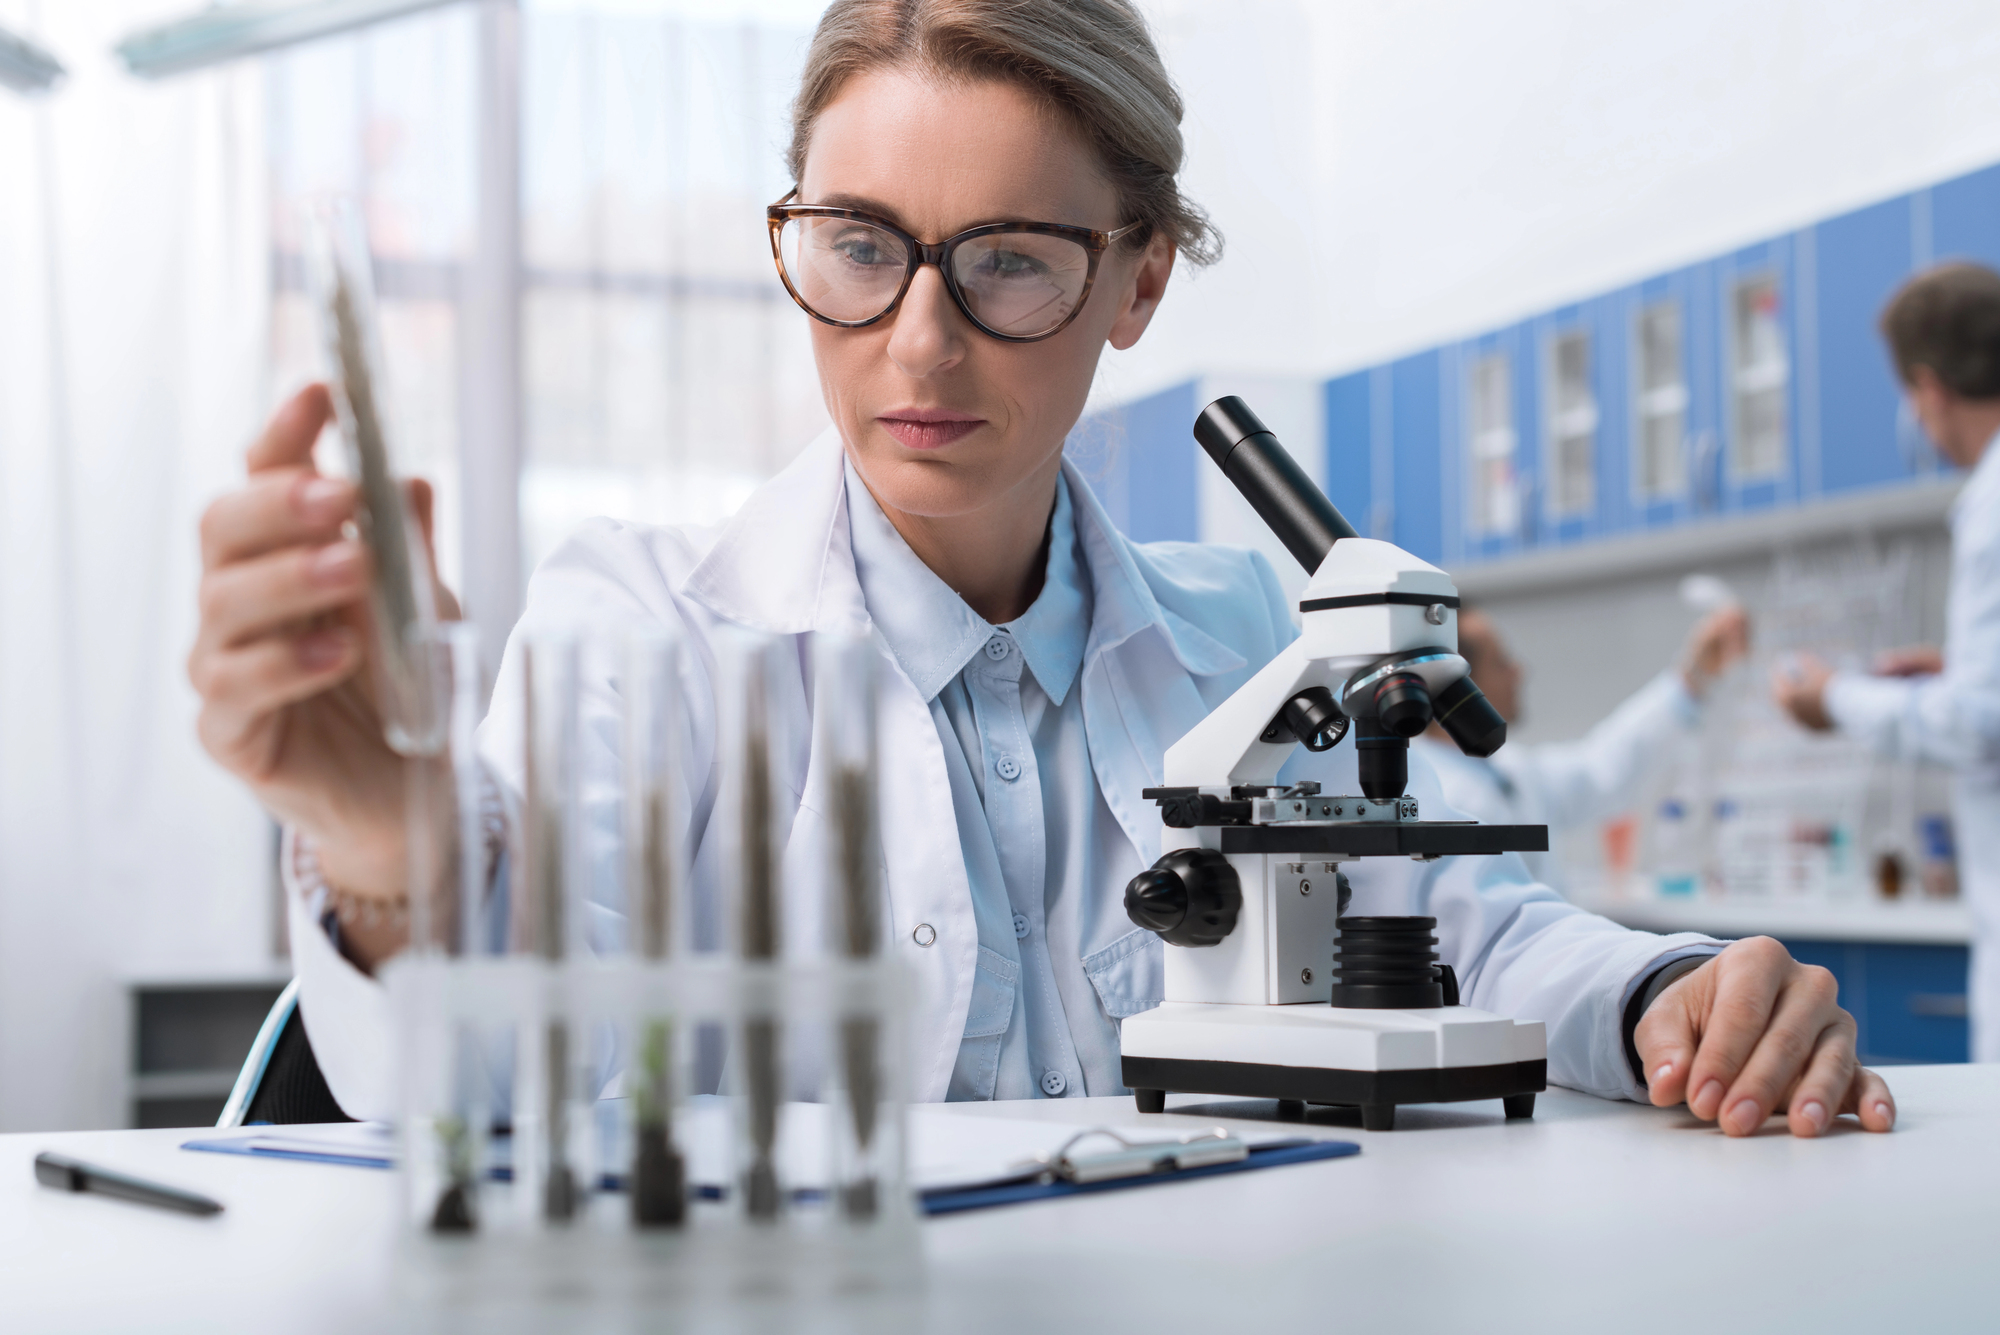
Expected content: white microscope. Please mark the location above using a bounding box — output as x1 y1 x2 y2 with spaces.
1119 397 1548 1131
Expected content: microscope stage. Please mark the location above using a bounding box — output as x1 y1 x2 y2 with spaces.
1216 821 1547 858
1121 1001 1547 1128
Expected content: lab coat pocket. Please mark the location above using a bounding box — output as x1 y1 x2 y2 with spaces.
1081 927 1164 1021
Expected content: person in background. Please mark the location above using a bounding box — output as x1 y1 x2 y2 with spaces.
1415 603 1750 893
1776 260 2000 1061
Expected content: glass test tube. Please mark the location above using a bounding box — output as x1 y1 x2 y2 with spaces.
521 635 584 1223
624 631 687 1227
723 632 786 1222
401 626 483 1233
818 633 892 1223
301 198 442 757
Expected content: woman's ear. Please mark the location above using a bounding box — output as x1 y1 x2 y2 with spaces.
1107 234 1177 351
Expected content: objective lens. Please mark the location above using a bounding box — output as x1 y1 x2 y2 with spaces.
1372 673 1433 738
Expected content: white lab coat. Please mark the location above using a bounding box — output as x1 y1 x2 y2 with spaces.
1826 429 2000 1060
287 430 1719 1119
1412 672 1701 892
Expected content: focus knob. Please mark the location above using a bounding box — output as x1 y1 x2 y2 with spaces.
1123 848 1241 948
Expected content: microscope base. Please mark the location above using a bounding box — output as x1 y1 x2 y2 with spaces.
1120 1000 1546 1131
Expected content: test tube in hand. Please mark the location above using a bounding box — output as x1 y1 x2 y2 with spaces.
303 199 443 757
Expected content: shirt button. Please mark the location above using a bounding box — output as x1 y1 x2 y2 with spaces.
995 755 1022 782
983 635 1011 661
912 923 936 947
1012 912 1030 940
1040 1069 1068 1097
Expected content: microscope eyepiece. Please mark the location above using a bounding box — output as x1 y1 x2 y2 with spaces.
1433 674 1507 758
1194 396 1359 574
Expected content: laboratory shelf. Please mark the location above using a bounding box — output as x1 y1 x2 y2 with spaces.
1576 895 1972 944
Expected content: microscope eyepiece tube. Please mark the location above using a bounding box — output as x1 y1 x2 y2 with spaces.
1193 396 1360 574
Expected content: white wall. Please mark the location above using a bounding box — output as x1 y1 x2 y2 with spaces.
1097 0 2000 404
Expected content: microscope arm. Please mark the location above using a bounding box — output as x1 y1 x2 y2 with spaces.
1162 639 1333 790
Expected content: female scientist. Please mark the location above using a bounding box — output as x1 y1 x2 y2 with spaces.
187 0 1891 1137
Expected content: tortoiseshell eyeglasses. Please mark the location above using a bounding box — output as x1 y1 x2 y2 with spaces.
766 190 1142 343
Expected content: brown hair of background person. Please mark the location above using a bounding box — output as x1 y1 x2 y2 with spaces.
1880 260 2000 399
788 0 1222 267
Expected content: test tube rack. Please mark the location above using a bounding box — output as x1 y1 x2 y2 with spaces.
385 951 919 1306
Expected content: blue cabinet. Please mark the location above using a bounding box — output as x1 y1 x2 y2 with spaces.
1779 940 1969 1064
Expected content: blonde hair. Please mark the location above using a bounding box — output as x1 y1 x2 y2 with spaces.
788 0 1221 266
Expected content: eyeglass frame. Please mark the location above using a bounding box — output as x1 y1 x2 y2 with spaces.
765 189 1144 344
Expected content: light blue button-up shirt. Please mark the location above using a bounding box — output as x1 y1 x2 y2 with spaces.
845 461 1137 1100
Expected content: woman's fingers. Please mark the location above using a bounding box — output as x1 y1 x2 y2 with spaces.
200 468 357 570
1844 1066 1897 1132
1780 1016 1860 1137
246 383 334 471
196 539 369 651
1632 969 1704 1108
1713 956 1842 1135
1678 937 1787 1123
193 628 360 761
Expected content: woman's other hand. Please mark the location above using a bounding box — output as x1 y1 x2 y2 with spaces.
1634 937 1896 1137
187 384 450 957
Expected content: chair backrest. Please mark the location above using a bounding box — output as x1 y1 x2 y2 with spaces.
217 978 299 1128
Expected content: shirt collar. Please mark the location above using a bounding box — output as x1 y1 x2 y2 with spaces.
844 461 1089 705
1001 477 1088 705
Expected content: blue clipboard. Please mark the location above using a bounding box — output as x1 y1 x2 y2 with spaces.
918 1137 1360 1215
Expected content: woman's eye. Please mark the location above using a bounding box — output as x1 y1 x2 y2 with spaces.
829 230 895 267
971 247 1049 280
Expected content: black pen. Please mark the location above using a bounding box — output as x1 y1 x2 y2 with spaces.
34 1151 224 1216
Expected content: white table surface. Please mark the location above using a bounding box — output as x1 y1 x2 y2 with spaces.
3 1066 1994 1334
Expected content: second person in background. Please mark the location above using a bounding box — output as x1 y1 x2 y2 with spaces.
1414 603 1750 894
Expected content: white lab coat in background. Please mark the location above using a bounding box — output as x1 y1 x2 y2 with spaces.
1413 672 1702 892
1826 429 2000 1060
287 431 1719 1120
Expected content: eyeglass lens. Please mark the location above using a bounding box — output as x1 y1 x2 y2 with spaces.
779 216 1093 338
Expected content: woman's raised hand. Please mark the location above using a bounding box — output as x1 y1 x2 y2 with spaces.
188 384 453 910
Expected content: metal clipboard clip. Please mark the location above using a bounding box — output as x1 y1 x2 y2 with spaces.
1013 1127 1248 1185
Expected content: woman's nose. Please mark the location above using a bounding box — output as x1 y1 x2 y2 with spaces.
886 265 966 378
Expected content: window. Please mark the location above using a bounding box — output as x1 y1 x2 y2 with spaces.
1730 275 1788 480
262 5 830 598
1635 301 1687 500
1468 353 1519 536
1545 329 1596 517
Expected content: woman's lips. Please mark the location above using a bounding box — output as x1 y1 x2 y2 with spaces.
878 414 985 450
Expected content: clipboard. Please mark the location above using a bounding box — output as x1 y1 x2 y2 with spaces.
918 1131 1359 1216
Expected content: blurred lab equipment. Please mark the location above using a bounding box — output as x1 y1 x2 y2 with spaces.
1411 588 1749 894
1117 398 1547 1133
